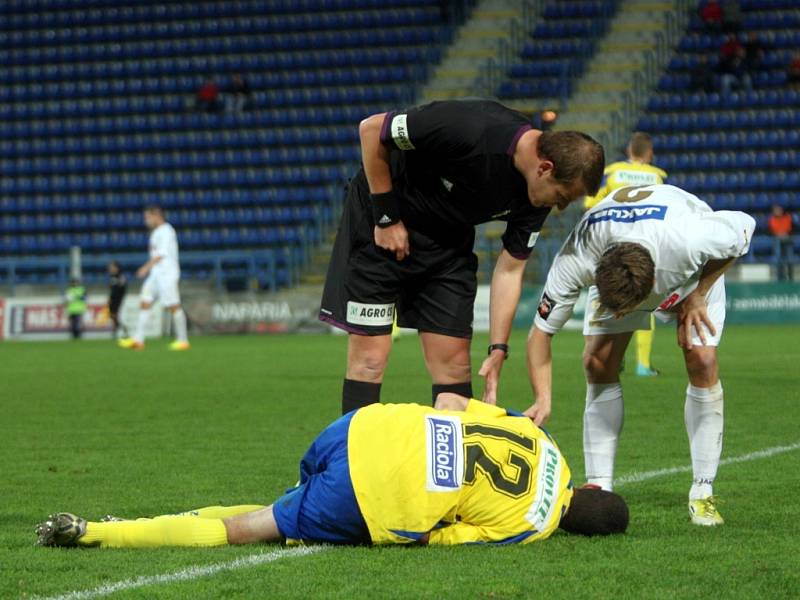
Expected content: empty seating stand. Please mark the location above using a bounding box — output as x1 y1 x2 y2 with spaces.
497 0 618 102
0 0 450 289
637 0 800 264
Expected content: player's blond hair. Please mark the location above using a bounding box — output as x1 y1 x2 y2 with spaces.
628 132 654 161
595 243 655 314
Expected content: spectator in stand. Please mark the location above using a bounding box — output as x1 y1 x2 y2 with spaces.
721 0 742 33
720 33 743 61
196 78 222 113
742 31 765 72
689 55 716 93
768 204 794 281
699 0 724 33
718 35 752 95
228 73 253 113
788 52 800 89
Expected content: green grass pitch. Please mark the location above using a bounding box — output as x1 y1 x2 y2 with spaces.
2 325 798 599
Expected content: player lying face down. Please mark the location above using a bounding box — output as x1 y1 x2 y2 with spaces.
525 183 756 526
36 395 628 549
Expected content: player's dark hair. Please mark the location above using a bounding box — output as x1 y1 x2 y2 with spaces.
595 243 654 314
628 132 654 160
144 204 164 217
559 487 629 536
537 131 605 196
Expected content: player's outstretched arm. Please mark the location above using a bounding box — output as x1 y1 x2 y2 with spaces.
525 326 555 425
479 249 526 405
136 255 163 279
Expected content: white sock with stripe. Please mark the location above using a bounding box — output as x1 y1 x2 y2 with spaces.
685 381 724 500
133 307 151 344
583 382 624 492
172 308 188 343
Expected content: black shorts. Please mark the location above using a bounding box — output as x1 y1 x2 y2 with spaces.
319 173 477 337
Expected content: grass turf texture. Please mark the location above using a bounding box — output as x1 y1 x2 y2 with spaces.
2 325 798 599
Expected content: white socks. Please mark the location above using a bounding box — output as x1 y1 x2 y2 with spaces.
172 308 189 343
583 382 624 491
685 381 724 500
133 307 151 344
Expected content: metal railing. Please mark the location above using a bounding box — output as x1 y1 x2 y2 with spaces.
0 248 299 296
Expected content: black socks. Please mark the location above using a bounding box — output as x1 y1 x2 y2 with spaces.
342 379 382 415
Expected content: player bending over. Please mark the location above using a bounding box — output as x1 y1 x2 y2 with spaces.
118 205 190 351
525 183 755 526
36 395 628 549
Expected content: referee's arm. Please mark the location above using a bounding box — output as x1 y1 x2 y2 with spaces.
359 113 410 261
479 250 526 405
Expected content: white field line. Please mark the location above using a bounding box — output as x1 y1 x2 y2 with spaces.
34 545 325 600
615 441 800 486
38 441 800 600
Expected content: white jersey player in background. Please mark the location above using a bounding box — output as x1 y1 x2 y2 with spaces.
522 184 755 526
119 206 190 351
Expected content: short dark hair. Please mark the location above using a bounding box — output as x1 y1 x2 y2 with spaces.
559 487 629 536
595 243 655 314
628 132 654 159
537 131 605 195
144 204 164 216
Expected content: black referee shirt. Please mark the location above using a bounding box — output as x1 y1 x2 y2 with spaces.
109 273 127 311
379 99 549 259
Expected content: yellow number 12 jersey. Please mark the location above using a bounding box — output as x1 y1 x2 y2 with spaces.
347 400 573 545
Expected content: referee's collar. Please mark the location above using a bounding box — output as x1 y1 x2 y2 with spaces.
506 124 532 156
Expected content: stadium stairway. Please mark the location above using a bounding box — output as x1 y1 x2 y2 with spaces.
555 0 690 148
419 0 532 103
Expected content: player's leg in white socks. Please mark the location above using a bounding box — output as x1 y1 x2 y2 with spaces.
683 347 723 501
172 307 189 343
583 383 624 491
582 333 632 492
133 303 152 344
685 381 723 499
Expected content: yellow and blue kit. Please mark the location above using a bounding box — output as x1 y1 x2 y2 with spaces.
272 400 573 545
584 160 667 210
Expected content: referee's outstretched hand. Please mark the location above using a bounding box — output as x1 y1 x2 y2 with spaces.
479 352 505 405
374 222 410 261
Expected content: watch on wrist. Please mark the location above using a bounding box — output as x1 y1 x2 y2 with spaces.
487 343 509 359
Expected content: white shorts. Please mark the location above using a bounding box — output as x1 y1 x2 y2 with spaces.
140 271 181 307
583 277 726 347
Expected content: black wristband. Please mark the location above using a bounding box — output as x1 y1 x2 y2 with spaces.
371 190 401 228
488 343 509 359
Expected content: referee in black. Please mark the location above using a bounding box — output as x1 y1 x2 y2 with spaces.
320 99 604 414
107 261 129 339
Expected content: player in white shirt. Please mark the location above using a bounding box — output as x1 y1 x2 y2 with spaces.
119 206 190 351
522 184 755 526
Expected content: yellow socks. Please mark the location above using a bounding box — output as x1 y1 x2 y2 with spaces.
636 317 655 369
79 515 229 548
178 505 266 520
